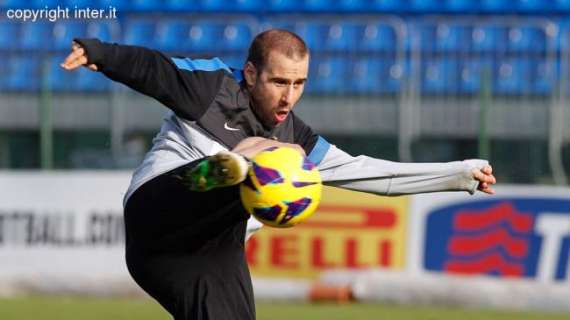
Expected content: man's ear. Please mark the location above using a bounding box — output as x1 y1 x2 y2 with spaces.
244 62 257 88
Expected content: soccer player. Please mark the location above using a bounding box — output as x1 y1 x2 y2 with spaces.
61 29 495 320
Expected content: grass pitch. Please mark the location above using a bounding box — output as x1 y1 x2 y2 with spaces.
0 297 569 320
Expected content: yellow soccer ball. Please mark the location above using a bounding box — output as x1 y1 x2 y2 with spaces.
240 147 322 228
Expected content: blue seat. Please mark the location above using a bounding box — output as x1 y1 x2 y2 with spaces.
357 22 397 51
167 0 200 10
46 56 78 91
124 20 157 47
130 0 163 11
20 22 53 50
459 58 495 94
155 20 190 51
5 56 41 91
323 23 359 51
99 0 130 10
304 0 331 11
436 24 472 51
471 25 508 52
445 0 480 12
421 59 459 94
221 23 253 51
555 0 570 10
295 22 324 51
307 57 347 93
350 57 405 93
29 0 60 8
86 22 118 42
268 0 303 11
494 58 531 94
481 0 513 12
507 26 546 52
337 0 366 11
531 58 557 94
53 21 88 50
0 21 19 50
1 0 26 8
367 0 405 12
410 0 444 12
416 24 437 52
184 21 224 52
76 68 110 91
518 0 550 11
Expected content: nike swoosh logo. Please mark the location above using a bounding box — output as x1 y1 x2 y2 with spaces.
224 122 240 131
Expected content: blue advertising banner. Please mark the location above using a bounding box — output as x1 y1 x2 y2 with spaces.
423 197 570 282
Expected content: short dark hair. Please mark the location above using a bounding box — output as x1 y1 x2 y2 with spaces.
246 29 309 72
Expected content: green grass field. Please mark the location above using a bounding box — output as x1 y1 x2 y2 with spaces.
1 297 570 320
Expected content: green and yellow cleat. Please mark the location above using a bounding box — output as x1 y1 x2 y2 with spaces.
187 151 249 192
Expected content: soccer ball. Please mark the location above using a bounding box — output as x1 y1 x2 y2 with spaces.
240 147 322 228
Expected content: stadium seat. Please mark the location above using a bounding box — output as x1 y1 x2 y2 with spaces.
421 58 459 94
29 0 60 8
86 22 119 43
459 58 494 94
76 68 110 91
217 54 246 70
267 0 302 11
471 25 508 52
410 0 444 12
507 26 547 52
445 0 480 12
322 22 359 51
481 0 513 12
531 58 558 94
124 20 157 48
367 0 405 12
304 0 330 11
294 22 323 51
184 21 224 52
228 0 264 11
337 0 366 11
167 0 199 10
517 0 550 11
130 0 163 11
46 55 78 91
357 22 397 51
494 58 531 94
99 0 130 10
436 24 472 52
5 56 41 91
306 57 347 93
0 21 19 50
1 0 26 8
221 23 253 51
53 21 88 50
20 22 54 50
415 24 437 52
349 57 405 93
555 0 570 10
155 20 190 51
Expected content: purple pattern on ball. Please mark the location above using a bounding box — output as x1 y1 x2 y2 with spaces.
264 146 279 152
253 163 284 186
292 181 318 188
279 197 312 225
254 205 282 221
242 176 258 191
302 157 316 170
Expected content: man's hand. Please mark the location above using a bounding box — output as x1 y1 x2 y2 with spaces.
472 165 496 194
60 42 98 71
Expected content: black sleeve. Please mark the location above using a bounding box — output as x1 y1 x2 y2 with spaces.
74 38 226 121
292 113 319 155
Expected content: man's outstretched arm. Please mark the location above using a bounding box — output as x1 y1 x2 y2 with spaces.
310 141 496 196
61 39 226 121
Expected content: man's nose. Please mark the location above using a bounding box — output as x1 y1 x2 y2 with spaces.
281 86 294 104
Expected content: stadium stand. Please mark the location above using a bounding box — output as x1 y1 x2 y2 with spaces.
0 1 567 95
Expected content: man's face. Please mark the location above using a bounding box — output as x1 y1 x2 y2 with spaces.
246 51 309 128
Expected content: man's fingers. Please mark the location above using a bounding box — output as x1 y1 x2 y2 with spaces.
61 46 90 70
